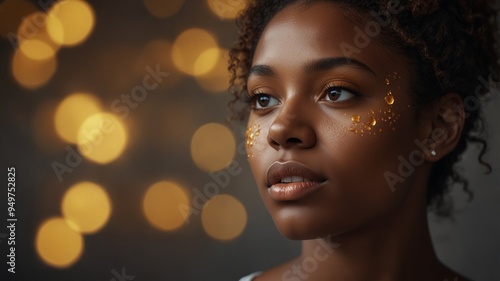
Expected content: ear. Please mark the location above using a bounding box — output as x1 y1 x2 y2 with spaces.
423 92 465 161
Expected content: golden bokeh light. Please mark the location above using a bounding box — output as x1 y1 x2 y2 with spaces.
143 0 185 18
191 123 236 172
0 0 37 39
143 181 191 231
201 194 247 241
11 49 57 89
195 48 230 93
172 28 219 76
19 39 54 61
35 217 84 268
77 113 128 164
17 12 62 61
54 93 103 144
193 48 221 78
62 182 112 234
206 0 247 20
46 0 95 46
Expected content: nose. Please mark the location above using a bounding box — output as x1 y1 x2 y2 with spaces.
267 101 317 150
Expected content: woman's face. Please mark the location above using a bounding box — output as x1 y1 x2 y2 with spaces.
246 2 430 239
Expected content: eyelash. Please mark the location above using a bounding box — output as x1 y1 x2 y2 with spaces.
321 82 361 101
243 90 265 104
244 82 361 109
243 90 280 112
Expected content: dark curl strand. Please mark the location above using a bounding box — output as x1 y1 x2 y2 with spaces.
228 0 500 217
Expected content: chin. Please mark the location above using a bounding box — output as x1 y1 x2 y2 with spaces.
269 206 350 240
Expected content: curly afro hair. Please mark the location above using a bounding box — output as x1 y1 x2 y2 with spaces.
228 0 499 217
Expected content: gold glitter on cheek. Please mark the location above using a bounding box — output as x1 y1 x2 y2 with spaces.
348 112 379 137
368 116 377 126
347 71 410 136
385 91 395 105
347 98 405 136
245 124 261 158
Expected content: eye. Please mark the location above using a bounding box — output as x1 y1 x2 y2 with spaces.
254 94 280 109
323 86 358 103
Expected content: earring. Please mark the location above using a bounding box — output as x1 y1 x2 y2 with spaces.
431 150 437 156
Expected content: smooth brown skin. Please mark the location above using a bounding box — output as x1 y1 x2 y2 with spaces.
246 2 468 281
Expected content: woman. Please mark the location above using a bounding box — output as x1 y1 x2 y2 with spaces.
229 0 499 280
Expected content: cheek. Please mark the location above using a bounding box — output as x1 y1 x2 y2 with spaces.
320 83 418 206
321 107 419 211
335 73 416 181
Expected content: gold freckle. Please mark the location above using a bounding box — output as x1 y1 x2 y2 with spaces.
349 127 356 133
365 126 372 131
387 108 391 113
379 128 383 133
385 94 395 105
255 131 260 136
368 116 377 126
370 110 375 115
355 129 359 134
247 153 254 159
351 115 361 123
249 141 253 146
385 78 390 86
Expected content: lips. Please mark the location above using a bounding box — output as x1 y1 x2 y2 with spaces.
266 161 326 201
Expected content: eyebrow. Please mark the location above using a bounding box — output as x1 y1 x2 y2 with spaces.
305 57 377 77
248 57 377 78
248 65 276 77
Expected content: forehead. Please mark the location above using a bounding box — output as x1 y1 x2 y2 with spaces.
252 1 409 77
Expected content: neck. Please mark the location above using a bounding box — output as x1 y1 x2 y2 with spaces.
297 196 442 281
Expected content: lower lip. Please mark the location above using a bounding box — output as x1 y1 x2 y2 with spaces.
268 181 324 201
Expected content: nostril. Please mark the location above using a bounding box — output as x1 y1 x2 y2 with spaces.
271 139 280 147
287 137 302 144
